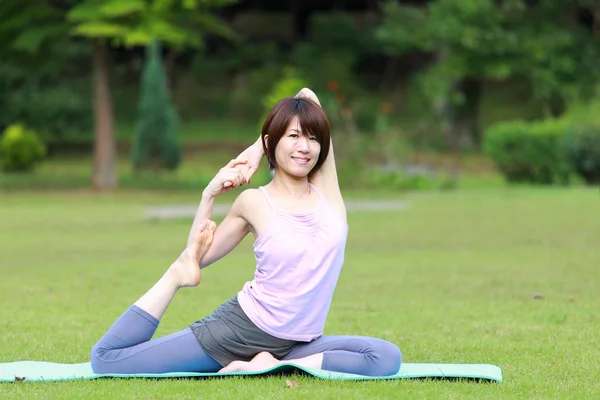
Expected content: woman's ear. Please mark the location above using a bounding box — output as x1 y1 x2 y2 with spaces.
263 135 269 150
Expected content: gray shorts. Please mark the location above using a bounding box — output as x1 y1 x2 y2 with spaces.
190 296 299 367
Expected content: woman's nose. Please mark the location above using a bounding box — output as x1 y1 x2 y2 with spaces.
296 137 309 151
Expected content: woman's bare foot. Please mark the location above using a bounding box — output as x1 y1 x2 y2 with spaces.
168 221 216 288
218 352 280 373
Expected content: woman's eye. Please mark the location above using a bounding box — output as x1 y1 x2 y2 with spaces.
310 137 317 141
289 133 298 138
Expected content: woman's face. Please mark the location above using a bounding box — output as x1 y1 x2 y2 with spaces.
273 116 321 178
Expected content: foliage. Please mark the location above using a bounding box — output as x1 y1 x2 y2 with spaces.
563 123 600 185
367 168 439 191
261 67 307 111
0 124 47 172
291 12 377 92
0 2 93 139
0 0 73 62
131 42 181 172
257 66 308 132
289 13 380 131
0 65 91 140
376 0 600 106
483 119 571 185
66 0 237 49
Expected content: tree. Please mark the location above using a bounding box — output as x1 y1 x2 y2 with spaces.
0 1 91 138
66 0 237 189
0 0 237 189
132 42 181 172
376 0 600 148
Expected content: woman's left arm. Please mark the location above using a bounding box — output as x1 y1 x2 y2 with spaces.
296 88 345 215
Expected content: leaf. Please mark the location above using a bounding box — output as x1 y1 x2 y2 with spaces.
190 13 236 40
72 21 128 38
121 30 154 47
67 1 106 22
0 4 57 31
11 24 68 53
98 0 146 18
145 20 191 45
285 379 299 388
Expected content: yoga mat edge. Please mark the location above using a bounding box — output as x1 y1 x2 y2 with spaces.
0 361 502 383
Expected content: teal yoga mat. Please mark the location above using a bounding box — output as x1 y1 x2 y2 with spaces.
0 361 502 383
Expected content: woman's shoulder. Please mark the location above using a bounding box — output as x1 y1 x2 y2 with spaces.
232 187 272 216
233 187 271 234
234 187 263 206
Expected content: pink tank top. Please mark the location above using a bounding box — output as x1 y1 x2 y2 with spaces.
237 183 348 341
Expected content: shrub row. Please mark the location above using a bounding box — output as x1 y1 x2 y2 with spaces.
483 117 600 185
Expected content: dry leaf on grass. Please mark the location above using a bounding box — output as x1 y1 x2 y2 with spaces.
285 379 299 389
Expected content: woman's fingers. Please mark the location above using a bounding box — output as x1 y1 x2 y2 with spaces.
221 169 246 189
246 165 258 183
226 158 248 169
217 159 256 191
198 220 209 231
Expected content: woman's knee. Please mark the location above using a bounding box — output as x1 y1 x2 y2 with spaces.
90 341 111 374
370 338 402 376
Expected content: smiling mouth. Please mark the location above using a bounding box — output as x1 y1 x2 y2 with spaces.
292 157 310 165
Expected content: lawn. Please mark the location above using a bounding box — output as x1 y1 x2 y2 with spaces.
0 186 598 399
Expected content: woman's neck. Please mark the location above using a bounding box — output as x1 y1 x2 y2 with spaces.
270 173 310 197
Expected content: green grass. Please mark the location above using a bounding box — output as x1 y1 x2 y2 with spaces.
0 150 265 192
0 186 599 398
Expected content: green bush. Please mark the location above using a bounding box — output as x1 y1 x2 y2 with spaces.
367 168 438 191
0 124 47 172
563 123 600 185
259 67 308 128
483 119 571 185
262 67 307 110
131 42 181 172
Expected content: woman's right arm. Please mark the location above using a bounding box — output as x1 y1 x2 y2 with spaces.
187 158 247 247
186 152 260 267
198 190 252 268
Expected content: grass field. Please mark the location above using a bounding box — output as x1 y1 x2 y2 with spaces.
0 186 599 399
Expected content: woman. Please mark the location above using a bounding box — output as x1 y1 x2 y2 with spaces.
90 88 402 377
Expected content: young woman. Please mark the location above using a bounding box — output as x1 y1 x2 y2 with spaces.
90 88 402 377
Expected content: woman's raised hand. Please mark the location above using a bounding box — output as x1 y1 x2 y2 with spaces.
295 87 321 107
234 143 263 184
204 159 248 198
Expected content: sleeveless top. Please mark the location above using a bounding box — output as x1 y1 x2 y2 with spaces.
237 183 349 341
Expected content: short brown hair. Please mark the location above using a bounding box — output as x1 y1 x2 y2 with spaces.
261 97 331 178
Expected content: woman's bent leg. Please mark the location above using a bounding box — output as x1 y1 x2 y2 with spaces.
91 305 221 374
283 336 401 377
90 220 219 374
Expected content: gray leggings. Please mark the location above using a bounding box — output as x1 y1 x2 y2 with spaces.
91 305 401 377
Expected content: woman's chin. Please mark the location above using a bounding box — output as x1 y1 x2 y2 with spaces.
278 167 310 178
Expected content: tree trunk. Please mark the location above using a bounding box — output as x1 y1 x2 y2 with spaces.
291 0 309 43
92 40 117 190
454 77 483 148
594 1 600 38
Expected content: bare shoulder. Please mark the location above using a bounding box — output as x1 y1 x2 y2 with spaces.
231 188 266 216
234 187 262 206
233 187 270 237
